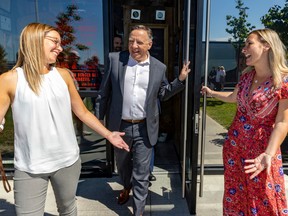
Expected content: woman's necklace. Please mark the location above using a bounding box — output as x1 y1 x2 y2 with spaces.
253 73 271 84
253 70 272 84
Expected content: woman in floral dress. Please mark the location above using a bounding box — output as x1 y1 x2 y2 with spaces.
202 28 288 215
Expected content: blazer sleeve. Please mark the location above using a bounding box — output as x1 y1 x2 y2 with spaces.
95 53 112 119
158 65 185 101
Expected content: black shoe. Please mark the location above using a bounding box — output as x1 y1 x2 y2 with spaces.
149 173 156 181
148 182 152 187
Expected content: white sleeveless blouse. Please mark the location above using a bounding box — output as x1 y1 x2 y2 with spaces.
12 67 79 174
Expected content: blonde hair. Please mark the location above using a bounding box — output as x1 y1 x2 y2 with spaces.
12 23 58 94
243 28 288 88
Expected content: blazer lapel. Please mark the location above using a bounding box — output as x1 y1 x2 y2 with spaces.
147 56 156 99
118 51 129 95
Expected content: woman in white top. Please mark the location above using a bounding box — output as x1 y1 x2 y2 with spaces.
0 22 129 216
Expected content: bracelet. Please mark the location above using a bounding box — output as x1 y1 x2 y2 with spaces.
265 152 274 157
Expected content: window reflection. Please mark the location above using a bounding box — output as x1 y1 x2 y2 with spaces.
0 0 104 90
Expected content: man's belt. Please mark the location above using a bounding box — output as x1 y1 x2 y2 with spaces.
122 119 146 124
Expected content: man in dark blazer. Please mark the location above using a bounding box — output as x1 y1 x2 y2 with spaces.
95 25 190 216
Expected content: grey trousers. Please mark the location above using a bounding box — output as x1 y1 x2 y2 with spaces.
14 158 81 216
115 120 153 216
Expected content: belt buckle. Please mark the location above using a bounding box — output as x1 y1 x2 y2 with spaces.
131 119 136 123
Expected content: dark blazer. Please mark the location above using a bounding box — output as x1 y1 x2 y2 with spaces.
95 51 185 145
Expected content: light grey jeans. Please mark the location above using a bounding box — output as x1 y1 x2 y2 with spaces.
14 158 81 216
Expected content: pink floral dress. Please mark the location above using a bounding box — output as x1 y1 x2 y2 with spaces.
223 70 288 216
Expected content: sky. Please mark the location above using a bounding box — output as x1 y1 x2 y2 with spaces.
207 0 286 41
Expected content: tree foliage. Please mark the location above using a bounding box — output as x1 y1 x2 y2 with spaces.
0 45 8 74
55 4 89 53
226 0 255 46
225 0 256 80
261 1 288 47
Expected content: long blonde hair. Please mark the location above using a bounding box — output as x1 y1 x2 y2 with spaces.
12 23 57 94
243 28 288 88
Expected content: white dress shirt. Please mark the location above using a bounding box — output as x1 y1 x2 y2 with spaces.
122 55 150 120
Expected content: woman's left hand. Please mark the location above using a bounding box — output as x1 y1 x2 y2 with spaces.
107 131 130 152
244 152 272 179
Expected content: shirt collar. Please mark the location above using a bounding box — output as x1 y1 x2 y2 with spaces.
128 53 150 66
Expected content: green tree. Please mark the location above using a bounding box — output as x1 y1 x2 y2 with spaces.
0 45 8 74
261 1 288 47
226 0 255 80
55 4 89 54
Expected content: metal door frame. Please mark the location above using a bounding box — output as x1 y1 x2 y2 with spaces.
181 0 205 214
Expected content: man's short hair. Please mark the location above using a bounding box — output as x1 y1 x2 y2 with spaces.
131 25 153 40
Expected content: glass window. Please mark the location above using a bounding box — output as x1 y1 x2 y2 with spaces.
0 0 104 90
0 1 108 173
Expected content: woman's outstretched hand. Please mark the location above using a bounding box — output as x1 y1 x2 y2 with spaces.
106 131 130 152
244 153 272 179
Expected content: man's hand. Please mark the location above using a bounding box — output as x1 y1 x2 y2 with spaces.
178 61 191 82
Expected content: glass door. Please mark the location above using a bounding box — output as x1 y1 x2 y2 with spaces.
180 0 230 214
181 0 204 214
186 1 288 215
